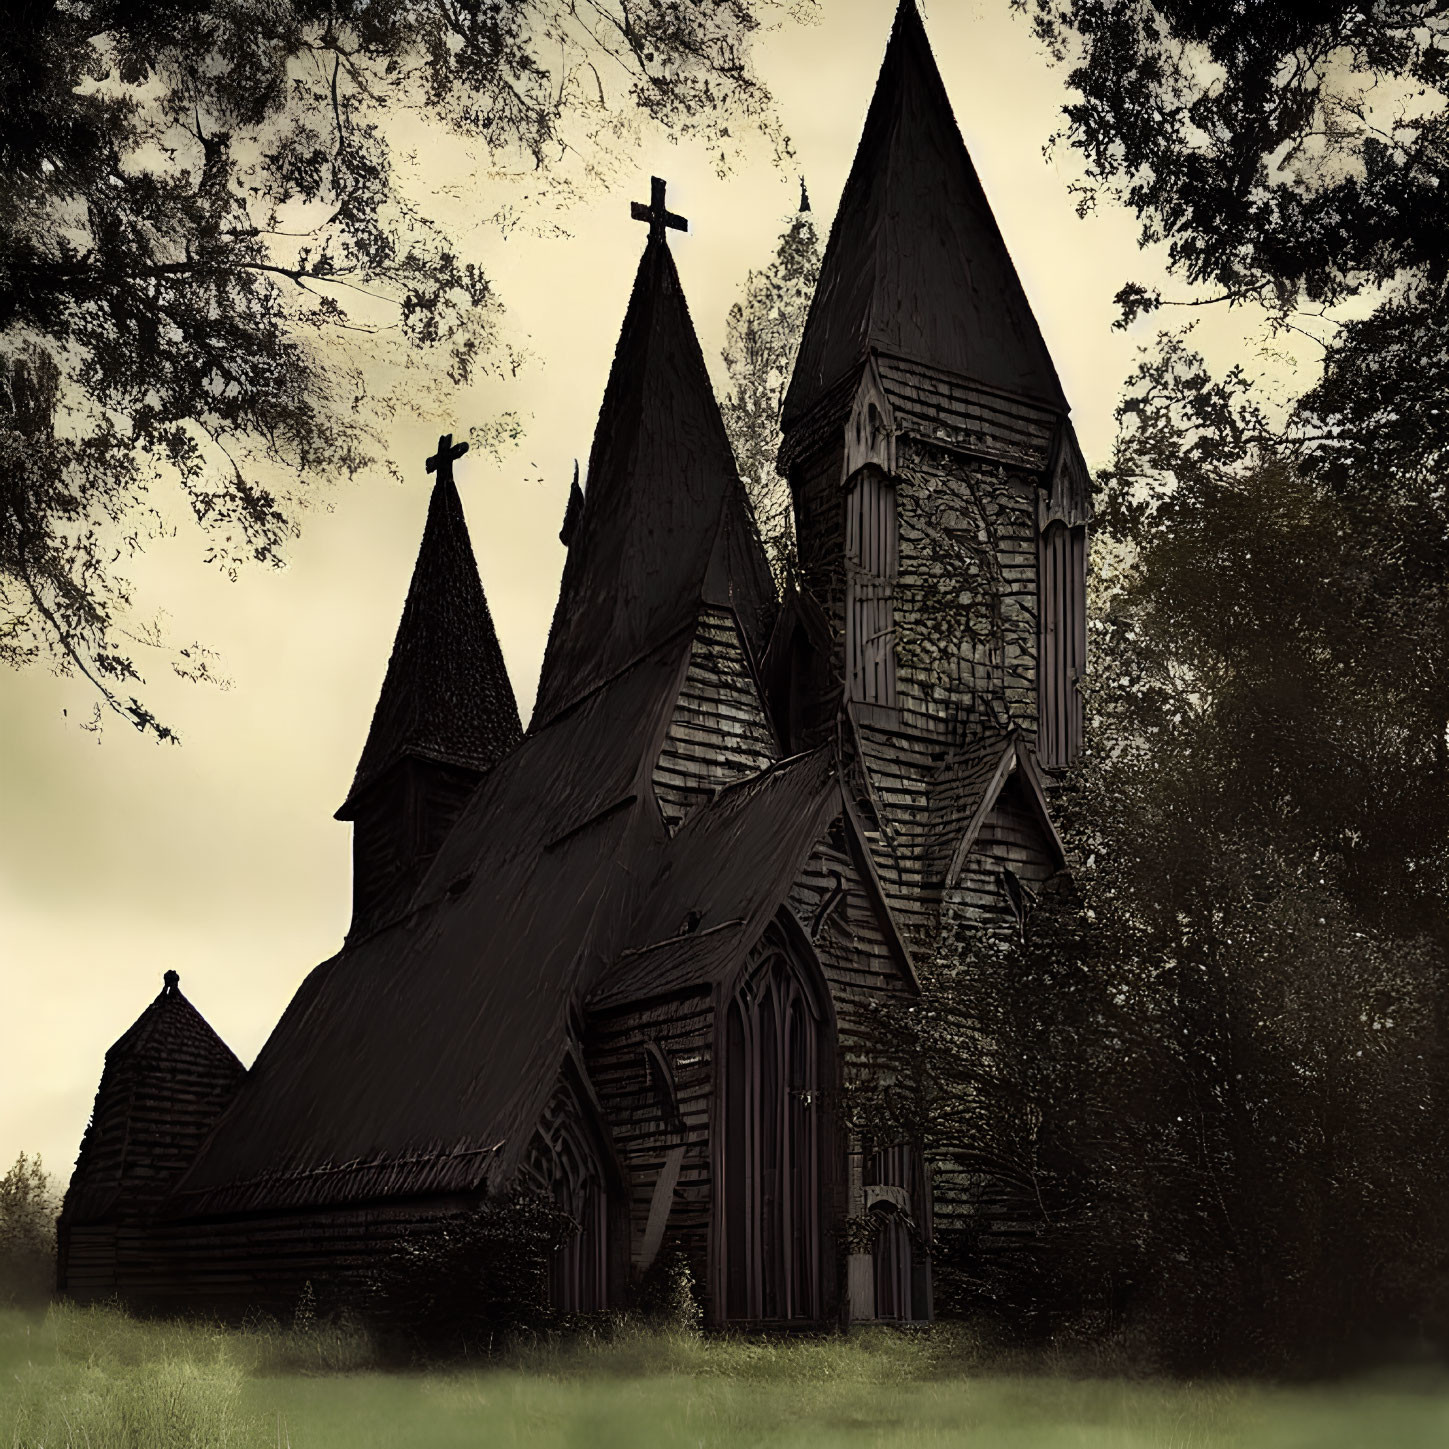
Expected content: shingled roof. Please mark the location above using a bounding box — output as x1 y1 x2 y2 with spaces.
588 748 842 1011
337 472 521 818
782 0 1067 432
168 221 779 1220
62 972 245 1226
534 227 775 727
169 639 691 1218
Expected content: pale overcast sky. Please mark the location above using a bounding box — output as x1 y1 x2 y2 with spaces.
1 0 1309 1182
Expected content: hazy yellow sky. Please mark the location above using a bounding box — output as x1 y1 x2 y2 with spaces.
0 0 1308 1183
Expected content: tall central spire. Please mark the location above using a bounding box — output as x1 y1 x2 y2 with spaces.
533 187 773 726
783 0 1067 430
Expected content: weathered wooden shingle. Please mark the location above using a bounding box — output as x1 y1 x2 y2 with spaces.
338 472 522 818
62 973 245 1228
783 0 1067 433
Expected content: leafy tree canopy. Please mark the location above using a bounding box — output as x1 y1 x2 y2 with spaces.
1020 0 1448 313
719 188 820 583
1 0 793 737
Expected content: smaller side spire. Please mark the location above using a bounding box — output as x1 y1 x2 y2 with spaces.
59 972 245 1298
338 444 523 937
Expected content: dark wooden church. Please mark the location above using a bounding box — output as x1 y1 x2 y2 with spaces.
58 0 1089 1328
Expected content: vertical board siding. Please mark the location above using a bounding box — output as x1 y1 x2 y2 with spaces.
653 608 779 831
846 466 900 708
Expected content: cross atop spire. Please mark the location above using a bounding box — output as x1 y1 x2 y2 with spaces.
426 432 468 488
631 176 688 245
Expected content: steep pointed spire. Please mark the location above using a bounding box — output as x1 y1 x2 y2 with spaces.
338 467 521 819
783 0 1067 430
533 206 774 726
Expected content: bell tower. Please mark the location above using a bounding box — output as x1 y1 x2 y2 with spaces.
778 0 1088 775
336 437 522 939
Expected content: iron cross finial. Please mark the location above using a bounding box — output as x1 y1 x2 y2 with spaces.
631 176 688 244
426 432 469 488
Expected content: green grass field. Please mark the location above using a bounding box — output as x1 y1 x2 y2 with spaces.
4 1304 1449 1448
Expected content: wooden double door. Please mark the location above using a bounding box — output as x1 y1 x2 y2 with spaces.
720 944 831 1322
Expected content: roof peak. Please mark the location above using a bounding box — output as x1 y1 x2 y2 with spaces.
338 462 522 817
782 0 1067 429
532 219 773 726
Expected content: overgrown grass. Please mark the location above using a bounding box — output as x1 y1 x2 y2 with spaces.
4 1303 1449 1447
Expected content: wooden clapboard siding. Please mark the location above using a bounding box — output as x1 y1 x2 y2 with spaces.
948 774 1060 929
652 608 778 831
788 835 913 1079
584 992 716 1302
929 773 1063 1243
894 438 1040 746
874 357 1058 472
66 1198 475 1314
849 720 946 943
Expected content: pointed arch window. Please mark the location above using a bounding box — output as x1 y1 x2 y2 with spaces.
527 1091 609 1313
722 947 827 1322
845 465 898 708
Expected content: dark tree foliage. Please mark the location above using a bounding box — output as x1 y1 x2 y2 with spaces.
1 0 789 737
719 196 821 582
0 1152 57 1310
367 1192 573 1352
1019 0 1449 313
917 348 1449 1371
938 3 1449 1368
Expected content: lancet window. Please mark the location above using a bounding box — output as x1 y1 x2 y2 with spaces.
844 465 899 707
721 944 827 1322
526 1088 609 1313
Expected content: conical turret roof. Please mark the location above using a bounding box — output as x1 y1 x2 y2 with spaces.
61 972 245 1225
533 225 774 726
338 472 522 818
783 0 1067 430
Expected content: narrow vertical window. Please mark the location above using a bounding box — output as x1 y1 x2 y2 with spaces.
721 952 823 1322
845 466 898 707
867 1144 915 1320
1038 521 1086 768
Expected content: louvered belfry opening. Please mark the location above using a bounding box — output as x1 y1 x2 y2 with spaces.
1037 520 1087 769
844 464 899 707
722 947 827 1323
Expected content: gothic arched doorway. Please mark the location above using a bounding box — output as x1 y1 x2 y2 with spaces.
718 935 832 1322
